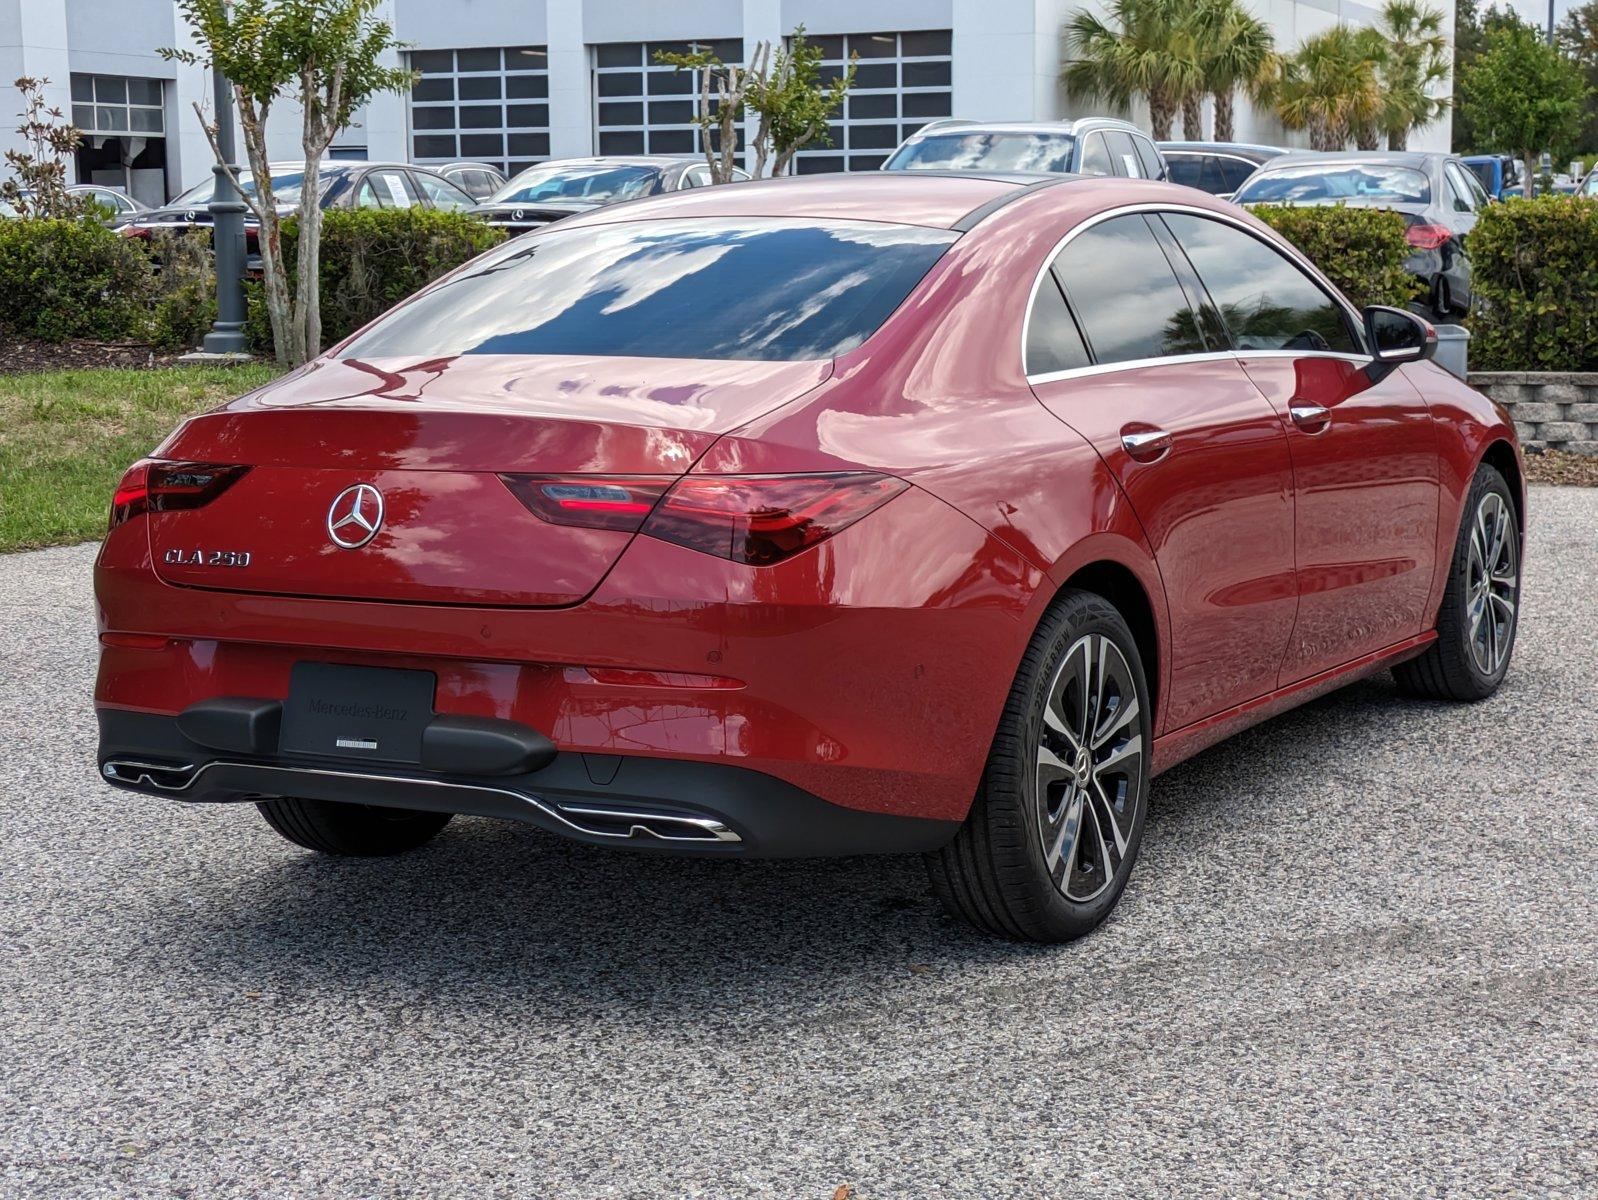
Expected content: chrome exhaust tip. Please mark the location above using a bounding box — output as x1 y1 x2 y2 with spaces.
555 804 742 844
101 758 199 791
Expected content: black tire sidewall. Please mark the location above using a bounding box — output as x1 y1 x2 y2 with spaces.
1003 597 1153 939
1443 466 1520 694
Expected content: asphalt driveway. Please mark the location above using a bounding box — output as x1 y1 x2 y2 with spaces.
2 486 1594 1198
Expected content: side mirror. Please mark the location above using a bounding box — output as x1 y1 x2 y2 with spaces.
1363 305 1436 365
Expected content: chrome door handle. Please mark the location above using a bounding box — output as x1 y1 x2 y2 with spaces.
1120 426 1173 462
1289 403 1331 431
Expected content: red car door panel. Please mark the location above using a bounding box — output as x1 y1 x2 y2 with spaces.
1240 354 1440 681
1033 359 1298 733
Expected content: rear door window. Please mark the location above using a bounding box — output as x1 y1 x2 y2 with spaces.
1216 157 1259 193
1165 154 1206 189
1160 213 1359 353
1104 131 1141 177
1132 135 1165 180
1051 214 1210 364
1025 272 1091 375
340 218 957 362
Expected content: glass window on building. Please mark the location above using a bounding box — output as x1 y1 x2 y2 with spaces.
793 30 952 174
591 40 745 157
69 75 167 207
407 46 550 176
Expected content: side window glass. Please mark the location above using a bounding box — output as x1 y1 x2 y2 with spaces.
1133 135 1164 180
1104 131 1140 177
356 178 385 209
1161 213 1359 354
1025 271 1091 375
1445 162 1479 212
680 166 710 189
413 171 472 210
1078 134 1112 177
1052 214 1209 364
1218 158 1258 193
1165 155 1203 188
371 170 415 208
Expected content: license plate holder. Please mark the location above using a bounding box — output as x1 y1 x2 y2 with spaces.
278 663 436 765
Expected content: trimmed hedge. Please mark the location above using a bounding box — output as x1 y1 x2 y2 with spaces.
0 217 152 342
1250 204 1420 311
247 207 506 353
1468 196 1598 371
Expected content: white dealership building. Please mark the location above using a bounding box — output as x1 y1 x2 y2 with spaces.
1 0 1454 206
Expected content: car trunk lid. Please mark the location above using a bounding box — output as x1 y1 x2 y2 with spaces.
147 354 832 607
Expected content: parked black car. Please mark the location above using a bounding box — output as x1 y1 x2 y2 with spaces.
120 161 476 266
470 156 750 234
1233 151 1489 319
1158 141 1286 198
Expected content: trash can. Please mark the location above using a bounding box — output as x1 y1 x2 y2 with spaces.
1432 322 1469 380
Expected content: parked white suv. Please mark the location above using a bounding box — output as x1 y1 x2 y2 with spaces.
881 118 1166 180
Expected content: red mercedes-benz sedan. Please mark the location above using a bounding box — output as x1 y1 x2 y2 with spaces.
95 172 1524 942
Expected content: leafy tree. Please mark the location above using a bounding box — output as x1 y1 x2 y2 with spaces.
1452 0 1532 152
1268 26 1383 151
1063 0 1202 141
1557 0 1598 153
1376 1 1452 150
163 0 413 366
1458 22 1589 196
655 28 854 182
1193 0 1276 142
0 78 90 219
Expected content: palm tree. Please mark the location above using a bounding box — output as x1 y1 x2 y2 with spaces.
1193 0 1278 143
1063 0 1204 141
1351 28 1392 149
1269 26 1384 150
1377 0 1451 149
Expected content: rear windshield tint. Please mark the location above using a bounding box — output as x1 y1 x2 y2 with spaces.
885 132 1077 173
340 217 956 362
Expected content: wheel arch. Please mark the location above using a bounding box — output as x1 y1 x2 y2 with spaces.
1479 438 1525 534
1056 558 1163 733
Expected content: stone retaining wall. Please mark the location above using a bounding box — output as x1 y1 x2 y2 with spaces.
1467 372 1598 455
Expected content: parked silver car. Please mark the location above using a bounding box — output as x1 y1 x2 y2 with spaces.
881 118 1167 180
470 155 751 234
432 161 507 201
1233 150 1490 319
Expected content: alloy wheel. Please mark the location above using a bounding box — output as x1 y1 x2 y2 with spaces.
1465 491 1518 677
1035 634 1145 902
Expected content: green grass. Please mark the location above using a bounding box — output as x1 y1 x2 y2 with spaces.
0 364 284 552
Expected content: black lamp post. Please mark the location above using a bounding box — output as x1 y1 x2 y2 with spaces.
200 64 248 356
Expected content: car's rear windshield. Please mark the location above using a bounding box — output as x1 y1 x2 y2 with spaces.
1235 163 1431 205
490 163 664 205
884 132 1077 173
339 218 957 362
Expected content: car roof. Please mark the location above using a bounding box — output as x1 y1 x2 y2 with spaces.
912 118 1143 137
552 171 1150 232
1264 150 1442 168
1157 141 1286 155
511 155 697 171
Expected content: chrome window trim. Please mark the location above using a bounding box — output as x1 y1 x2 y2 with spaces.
1019 201 1370 382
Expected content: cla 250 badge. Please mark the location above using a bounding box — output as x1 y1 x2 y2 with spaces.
163 548 252 568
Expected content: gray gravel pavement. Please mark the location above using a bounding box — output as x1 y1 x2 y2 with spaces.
2 486 1594 1199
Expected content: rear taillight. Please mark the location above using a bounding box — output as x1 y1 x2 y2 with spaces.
497 475 671 533
500 472 907 566
108 459 250 530
1404 223 1452 250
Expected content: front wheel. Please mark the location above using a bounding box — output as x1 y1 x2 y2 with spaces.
1394 463 1521 701
926 590 1152 942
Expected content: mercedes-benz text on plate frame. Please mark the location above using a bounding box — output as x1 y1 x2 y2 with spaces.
326 483 384 550
93 173 1525 944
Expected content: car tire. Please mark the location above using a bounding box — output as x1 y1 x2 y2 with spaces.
926 589 1152 943
1394 463 1520 701
255 798 453 856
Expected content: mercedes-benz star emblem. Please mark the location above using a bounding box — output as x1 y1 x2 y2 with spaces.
326 484 384 550
511 208 525 221
183 209 197 222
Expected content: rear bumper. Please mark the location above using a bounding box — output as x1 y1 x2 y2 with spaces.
97 708 958 857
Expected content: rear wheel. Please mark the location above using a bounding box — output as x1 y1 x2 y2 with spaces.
1394 463 1520 701
926 590 1152 942
256 798 452 856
